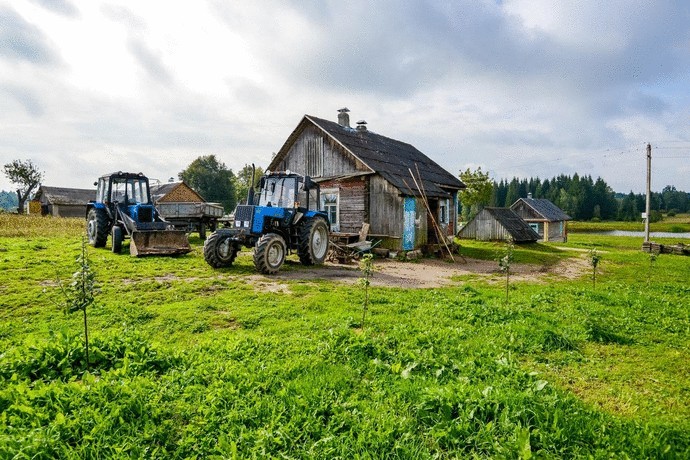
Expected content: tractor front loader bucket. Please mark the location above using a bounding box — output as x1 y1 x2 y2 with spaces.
130 230 191 256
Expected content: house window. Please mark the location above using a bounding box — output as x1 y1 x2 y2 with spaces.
529 223 539 233
439 199 449 224
305 137 324 177
320 188 339 232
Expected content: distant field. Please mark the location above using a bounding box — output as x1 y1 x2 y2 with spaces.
570 213 690 233
1 214 689 458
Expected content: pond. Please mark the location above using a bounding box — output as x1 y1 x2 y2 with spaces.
587 230 690 239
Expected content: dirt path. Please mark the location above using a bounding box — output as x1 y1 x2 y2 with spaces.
267 255 590 289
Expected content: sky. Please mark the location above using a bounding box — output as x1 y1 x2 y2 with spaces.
1 0 690 195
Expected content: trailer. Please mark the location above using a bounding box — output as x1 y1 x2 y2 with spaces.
156 201 224 239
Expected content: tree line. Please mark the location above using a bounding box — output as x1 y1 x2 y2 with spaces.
490 174 690 221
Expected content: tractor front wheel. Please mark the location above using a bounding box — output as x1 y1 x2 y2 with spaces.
204 231 239 268
254 233 286 274
298 217 329 265
111 226 123 253
86 208 109 248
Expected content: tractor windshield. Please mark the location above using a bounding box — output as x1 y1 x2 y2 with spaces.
258 177 298 208
111 178 149 205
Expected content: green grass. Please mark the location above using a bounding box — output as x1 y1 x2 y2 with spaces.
1 215 689 458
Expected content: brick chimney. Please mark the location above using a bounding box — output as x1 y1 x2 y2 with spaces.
356 120 368 132
337 108 350 128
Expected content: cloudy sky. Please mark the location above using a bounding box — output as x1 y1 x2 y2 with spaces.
2 0 689 194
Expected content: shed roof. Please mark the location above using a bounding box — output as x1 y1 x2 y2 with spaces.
33 186 95 205
511 197 571 222
484 207 541 242
271 115 465 198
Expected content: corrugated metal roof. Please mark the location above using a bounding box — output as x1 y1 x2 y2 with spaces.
272 115 465 198
512 198 571 222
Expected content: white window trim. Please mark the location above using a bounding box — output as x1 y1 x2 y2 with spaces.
320 188 340 232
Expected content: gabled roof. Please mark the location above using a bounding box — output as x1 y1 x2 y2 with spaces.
271 115 465 198
484 207 541 242
33 186 95 205
150 182 205 203
511 197 571 222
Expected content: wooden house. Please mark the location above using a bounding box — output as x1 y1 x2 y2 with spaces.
150 181 205 204
268 109 465 251
457 207 540 243
510 195 571 242
30 186 95 217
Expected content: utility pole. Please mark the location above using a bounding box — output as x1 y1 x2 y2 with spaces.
645 143 651 243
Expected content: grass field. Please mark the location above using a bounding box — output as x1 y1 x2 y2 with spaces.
1 214 689 458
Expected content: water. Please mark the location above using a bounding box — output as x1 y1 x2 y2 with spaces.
593 230 690 239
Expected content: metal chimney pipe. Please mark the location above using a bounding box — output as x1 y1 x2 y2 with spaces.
356 120 367 132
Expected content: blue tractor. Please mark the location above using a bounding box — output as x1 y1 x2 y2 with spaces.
86 172 191 256
203 170 329 274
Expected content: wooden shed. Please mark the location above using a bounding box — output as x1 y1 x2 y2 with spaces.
30 186 95 218
510 195 571 242
268 109 465 251
457 207 540 243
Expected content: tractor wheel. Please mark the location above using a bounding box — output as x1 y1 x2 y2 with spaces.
111 226 123 253
204 231 238 268
298 217 329 265
254 233 286 274
86 208 109 248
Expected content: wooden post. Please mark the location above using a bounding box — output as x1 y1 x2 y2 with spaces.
645 143 651 243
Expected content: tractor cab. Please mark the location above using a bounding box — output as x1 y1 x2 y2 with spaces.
253 172 320 210
96 172 156 223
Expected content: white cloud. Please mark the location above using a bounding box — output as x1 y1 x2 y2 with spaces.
1 0 689 194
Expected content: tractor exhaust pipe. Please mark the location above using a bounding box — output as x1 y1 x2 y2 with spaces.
247 163 256 205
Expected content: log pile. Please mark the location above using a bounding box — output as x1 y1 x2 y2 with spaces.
642 241 690 256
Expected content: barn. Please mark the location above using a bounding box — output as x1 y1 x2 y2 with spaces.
30 186 95 218
268 109 465 251
510 195 571 242
457 207 540 243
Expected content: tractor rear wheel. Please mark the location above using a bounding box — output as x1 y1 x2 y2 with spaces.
111 226 123 253
254 233 286 274
298 217 329 265
86 208 108 248
204 231 238 268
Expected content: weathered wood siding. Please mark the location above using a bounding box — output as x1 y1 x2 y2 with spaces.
458 208 513 241
545 221 567 242
320 177 368 234
273 126 368 177
511 201 541 220
369 175 403 239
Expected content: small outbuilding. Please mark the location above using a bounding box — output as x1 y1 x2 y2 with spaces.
457 207 540 243
30 186 95 217
510 195 571 242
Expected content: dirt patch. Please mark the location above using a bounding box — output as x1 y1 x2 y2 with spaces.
265 255 590 289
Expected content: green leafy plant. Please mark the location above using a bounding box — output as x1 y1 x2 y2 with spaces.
358 253 374 329
648 251 658 285
588 248 601 289
498 243 514 303
56 236 97 371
